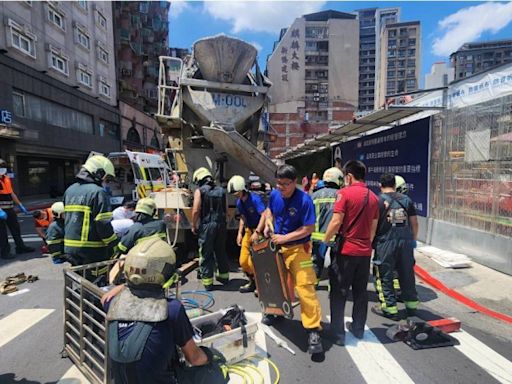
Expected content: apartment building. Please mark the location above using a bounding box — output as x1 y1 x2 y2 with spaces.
450 39 512 81
0 1 119 197
356 7 400 113
376 21 421 108
266 10 359 158
425 62 454 89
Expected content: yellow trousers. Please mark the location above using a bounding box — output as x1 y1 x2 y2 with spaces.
281 242 322 330
239 228 254 275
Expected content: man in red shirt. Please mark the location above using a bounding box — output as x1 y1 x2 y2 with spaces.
323 160 379 345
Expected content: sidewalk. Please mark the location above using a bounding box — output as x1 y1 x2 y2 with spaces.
414 245 512 320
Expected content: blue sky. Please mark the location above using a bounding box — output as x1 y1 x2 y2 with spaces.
168 1 512 87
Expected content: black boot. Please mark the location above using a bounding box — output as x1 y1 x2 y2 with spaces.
16 246 35 254
239 277 256 293
307 329 323 354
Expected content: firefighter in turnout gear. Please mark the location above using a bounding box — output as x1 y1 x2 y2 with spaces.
63 155 117 267
191 167 229 291
116 198 166 255
371 173 419 320
46 202 66 264
311 167 344 279
228 175 266 293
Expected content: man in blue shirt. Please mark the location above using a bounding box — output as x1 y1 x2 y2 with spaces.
228 175 266 293
253 164 323 354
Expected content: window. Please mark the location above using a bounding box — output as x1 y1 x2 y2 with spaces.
305 26 328 39
75 26 90 50
49 48 69 75
388 39 397 48
408 38 416 47
387 70 395 78
77 66 92 87
407 68 415 77
96 9 107 29
407 59 416 67
8 20 37 58
12 91 25 117
139 2 149 13
77 0 88 11
47 6 65 30
98 80 111 98
408 48 416 56
97 45 108 64
388 49 396 57
406 79 416 88
388 30 396 38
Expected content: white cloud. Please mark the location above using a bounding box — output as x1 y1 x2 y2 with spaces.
169 0 191 19
203 1 326 34
432 2 512 57
250 41 263 51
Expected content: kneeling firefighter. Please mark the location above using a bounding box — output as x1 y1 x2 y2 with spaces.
228 175 266 293
104 238 228 384
46 202 66 264
116 197 166 256
191 167 229 291
63 155 117 267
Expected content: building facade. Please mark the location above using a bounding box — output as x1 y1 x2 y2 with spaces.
376 21 421 108
450 39 512 81
425 62 454 89
114 1 170 114
119 101 162 153
266 10 359 158
0 1 120 197
356 7 400 113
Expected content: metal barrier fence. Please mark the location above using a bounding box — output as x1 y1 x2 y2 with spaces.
429 94 512 237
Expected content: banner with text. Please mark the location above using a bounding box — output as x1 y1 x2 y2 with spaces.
334 117 430 216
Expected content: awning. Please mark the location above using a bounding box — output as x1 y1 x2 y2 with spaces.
276 106 439 160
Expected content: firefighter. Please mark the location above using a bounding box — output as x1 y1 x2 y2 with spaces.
228 175 266 293
253 164 323 355
371 173 419 320
311 167 344 279
102 239 212 384
46 202 66 264
191 167 229 291
0 158 34 259
63 155 117 267
116 198 166 255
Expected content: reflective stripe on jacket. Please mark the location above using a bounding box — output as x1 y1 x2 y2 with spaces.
311 186 338 242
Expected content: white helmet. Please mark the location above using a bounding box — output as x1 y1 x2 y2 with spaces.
322 167 344 187
51 202 65 218
227 175 246 194
395 175 408 194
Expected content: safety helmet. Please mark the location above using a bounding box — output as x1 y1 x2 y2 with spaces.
135 197 157 216
51 202 65 218
227 175 246 194
322 167 344 187
124 238 176 287
192 167 212 184
395 175 408 194
83 155 115 181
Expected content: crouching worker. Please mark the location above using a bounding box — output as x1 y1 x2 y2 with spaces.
102 238 228 384
46 202 66 264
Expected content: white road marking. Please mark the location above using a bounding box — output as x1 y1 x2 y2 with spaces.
57 365 91 384
7 288 30 297
0 309 54 348
326 316 415 384
453 330 512 384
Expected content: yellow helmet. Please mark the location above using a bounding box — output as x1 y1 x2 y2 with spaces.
83 155 115 181
124 238 176 287
395 175 408 194
192 167 212 184
227 175 246 194
323 167 344 187
135 197 157 216
51 202 65 217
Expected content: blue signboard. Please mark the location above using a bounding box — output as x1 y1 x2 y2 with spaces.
334 117 430 216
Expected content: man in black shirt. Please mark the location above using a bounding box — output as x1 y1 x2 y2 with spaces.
372 173 419 320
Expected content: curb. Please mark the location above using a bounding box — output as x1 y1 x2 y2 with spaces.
414 265 512 324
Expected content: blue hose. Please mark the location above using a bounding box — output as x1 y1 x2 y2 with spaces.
170 290 215 310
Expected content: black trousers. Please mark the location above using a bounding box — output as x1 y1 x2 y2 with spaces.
0 208 24 257
198 221 229 285
329 254 371 335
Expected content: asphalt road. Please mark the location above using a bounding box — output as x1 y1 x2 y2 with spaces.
1 215 511 384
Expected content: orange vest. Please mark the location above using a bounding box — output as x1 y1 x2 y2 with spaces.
35 208 54 229
0 175 14 209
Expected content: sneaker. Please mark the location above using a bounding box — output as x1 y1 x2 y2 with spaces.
307 330 324 354
346 321 364 340
371 305 401 321
16 246 35 254
239 280 256 293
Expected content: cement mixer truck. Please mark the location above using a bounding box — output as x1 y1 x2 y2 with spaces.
152 35 277 253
